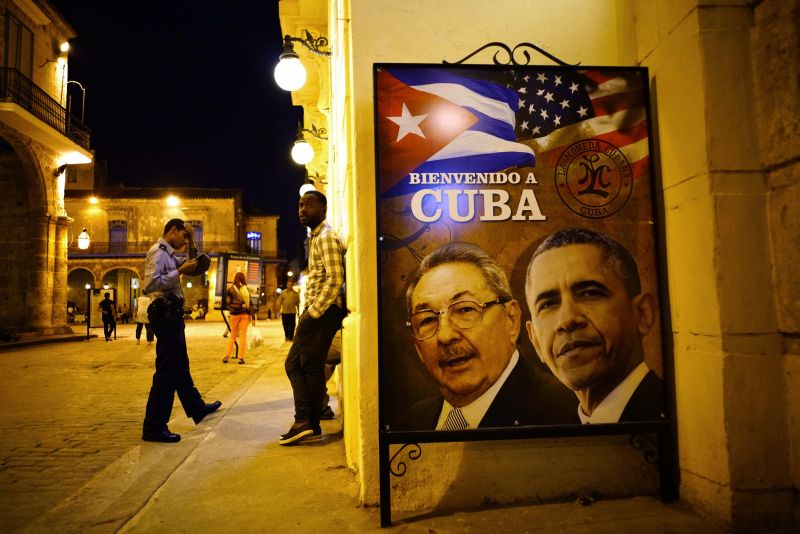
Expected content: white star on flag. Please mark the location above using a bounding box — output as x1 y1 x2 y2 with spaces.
387 103 428 142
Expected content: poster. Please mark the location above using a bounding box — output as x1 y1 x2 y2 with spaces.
214 253 262 311
376 64 667 432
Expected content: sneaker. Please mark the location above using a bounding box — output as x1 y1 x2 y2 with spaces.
137 339 141 345
320 406 335 420
278 423 315 445
304 427 323 442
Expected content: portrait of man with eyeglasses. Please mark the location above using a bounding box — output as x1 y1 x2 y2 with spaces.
397 242 577 431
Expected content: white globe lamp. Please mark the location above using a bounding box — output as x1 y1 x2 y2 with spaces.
291 140 314 165
274 53 306 91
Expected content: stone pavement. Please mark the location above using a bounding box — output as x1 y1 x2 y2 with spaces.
1 320 730 533
0 320 277 533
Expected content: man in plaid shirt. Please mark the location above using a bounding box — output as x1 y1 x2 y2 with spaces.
279 190 347 445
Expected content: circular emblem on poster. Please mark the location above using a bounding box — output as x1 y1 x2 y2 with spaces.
554 139 633 218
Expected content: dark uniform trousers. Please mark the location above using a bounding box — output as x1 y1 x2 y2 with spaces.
284 305 345 428
143 298 204 434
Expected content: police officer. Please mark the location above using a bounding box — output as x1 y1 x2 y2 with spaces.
141 218 221 443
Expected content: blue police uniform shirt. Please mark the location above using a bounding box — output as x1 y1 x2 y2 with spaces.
144 238 187 301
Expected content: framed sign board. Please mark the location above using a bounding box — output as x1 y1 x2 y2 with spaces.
213 252 262 311
374 63 675 525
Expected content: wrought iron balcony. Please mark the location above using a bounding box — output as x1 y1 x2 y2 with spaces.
0 67 90 149
68 241 237 257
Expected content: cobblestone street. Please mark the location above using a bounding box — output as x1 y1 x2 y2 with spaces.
0 320 287 533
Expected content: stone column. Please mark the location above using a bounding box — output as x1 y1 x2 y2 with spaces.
51 217 70 329
28 215 55 330
637 0 795 528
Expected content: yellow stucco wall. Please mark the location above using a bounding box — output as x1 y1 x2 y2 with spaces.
338 0 657 511
283 0 798 527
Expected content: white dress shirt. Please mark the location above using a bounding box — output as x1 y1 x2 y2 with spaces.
578 361 649 424
435 350 519 430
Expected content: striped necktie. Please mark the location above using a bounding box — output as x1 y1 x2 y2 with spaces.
442 407 468 431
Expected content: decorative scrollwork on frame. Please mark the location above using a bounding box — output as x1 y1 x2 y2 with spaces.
629 434 659 465
389 443 422 477
292 30 331 57
444 41 579 67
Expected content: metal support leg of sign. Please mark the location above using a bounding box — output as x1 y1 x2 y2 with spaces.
380 441 423 527
657 423 680 502
379 433 392 527
443 41 579 66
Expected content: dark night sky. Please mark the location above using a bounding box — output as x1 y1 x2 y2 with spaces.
50 0 307 260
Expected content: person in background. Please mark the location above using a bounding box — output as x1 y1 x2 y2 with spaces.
279 191 346 445
134 291 154 345
222 272 252 365
98 292 117 342
277 280 301 342
141 218 221 443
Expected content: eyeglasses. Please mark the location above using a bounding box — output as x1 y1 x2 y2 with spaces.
406 298 509 341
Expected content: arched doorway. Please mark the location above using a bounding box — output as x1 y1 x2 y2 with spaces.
0 136 46 330
67 268 94 323
101 268 140 323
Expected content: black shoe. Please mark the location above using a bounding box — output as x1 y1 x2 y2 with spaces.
192 400 222 424
142 429 181 443
278 423 315 445
320 406 335 420
305 426 323 442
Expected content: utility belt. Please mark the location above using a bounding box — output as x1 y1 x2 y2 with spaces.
147 294 185 323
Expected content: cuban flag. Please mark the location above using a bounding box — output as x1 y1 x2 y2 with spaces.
377 67 536 198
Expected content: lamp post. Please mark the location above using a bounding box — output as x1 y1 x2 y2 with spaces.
290 122 328 165
274 31 331 91
77 228 91 250
66 80 86 123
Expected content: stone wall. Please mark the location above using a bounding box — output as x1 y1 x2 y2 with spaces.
0 148 33 327
0 125 70 333
304 0 800 528
751 0 800 525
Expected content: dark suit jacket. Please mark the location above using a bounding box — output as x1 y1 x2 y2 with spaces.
396 352 579 430
619 370 664 422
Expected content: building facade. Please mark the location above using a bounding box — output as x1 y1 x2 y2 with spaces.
64 182 283 322
280 0 799 529
0 0 92 335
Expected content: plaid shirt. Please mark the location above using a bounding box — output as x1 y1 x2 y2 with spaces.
305 220 345 318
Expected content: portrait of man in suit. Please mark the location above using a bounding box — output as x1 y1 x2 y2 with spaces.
399 242 577 431
524 228 664 424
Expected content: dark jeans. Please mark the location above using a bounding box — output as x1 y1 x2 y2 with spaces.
281 313 297 340
142 308 204 434
284 305 345 428
135 322 154 342
102 314 115 340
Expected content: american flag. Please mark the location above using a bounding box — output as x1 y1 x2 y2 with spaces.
506 68 650 175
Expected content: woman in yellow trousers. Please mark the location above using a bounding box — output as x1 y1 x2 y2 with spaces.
222 272 251 365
